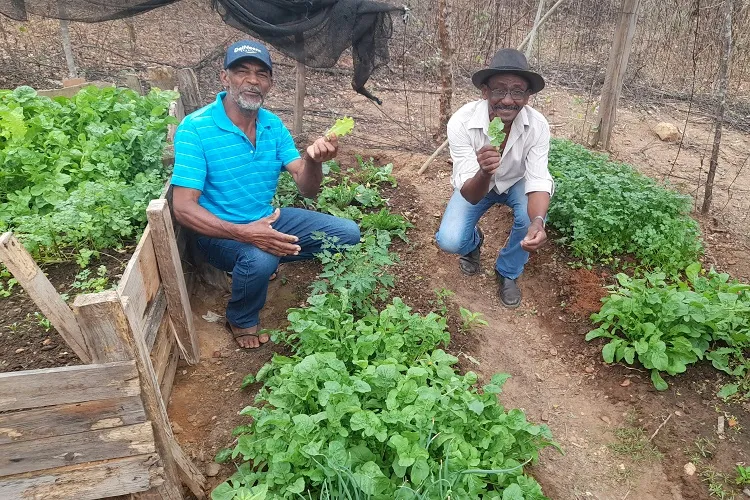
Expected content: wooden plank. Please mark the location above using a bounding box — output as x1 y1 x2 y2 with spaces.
160 342 180 406
117 227 161 336
144 286 168 352
36 81 113 98
72 292 135 363
293 61 306 135
176 68 202 113
0 396 146 445
152 315 176 384
0 421 155 476
147 199 199 364
0 361 139 412
0 454 161 499
119 294 205 498
0 232 91 363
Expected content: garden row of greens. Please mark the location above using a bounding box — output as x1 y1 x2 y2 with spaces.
212 160 558 500
548 139 749 397
0 85 177 267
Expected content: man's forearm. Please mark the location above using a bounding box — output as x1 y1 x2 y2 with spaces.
294 155 324 198
174 202 246 242
459 170 493 204
527 191 551 221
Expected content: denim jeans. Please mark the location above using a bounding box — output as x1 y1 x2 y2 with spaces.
197 207 361 328
435 179 530 280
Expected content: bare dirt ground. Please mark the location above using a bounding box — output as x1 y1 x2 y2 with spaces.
2 3 750 498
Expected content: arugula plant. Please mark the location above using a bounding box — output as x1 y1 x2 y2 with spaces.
586 262 750 391
488 117 507 148
326 116 355 138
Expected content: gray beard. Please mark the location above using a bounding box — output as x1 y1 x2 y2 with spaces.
229 87 263 111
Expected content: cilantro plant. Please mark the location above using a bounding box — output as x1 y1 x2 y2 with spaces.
547 139 702 276
0 85 177 261
586 263 750 391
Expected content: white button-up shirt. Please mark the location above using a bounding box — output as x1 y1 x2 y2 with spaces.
447 99 554 196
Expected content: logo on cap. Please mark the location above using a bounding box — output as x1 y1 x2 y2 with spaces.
234 45 261 55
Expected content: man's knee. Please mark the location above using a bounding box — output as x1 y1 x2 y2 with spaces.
435 230 466 255
234 246 279 277
339 219 361 246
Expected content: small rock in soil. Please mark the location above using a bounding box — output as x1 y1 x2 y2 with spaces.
172 422 184 434
549 347 558 356
585 367 594 373
42 338 52 346
683 462 696 476
187 415 197 424
205 463 221 477
620 379 631 387
535 373 544 381
675 411 684 417
541 412 549 422
743 487 750 498
15 348 25 354
212 350 222 358
600 416 611 425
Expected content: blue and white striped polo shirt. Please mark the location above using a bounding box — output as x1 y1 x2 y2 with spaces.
171 92 301 223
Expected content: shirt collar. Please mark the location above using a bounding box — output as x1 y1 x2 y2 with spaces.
211 91 271 133
467 99 530 133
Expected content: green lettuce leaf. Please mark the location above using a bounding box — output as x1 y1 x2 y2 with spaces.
326 116 354 138
488 117 506 147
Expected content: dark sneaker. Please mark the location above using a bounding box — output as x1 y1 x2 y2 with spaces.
459 227 484 276
497 274 522 308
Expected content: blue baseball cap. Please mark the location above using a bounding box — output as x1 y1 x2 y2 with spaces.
224 40 273 73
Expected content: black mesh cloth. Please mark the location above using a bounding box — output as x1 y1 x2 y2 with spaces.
0 0 402 102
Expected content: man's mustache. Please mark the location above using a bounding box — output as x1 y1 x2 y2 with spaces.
493 104 521 111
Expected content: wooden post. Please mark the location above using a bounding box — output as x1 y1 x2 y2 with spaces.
59 19 77 78
176 68 202 114
294 61 306 136
525 0 545 59
0 232 91 364
702 0 734 214
74 291 205 499
590 0 640 150
417 140 450 174
436 0 453 136
146 200 200 365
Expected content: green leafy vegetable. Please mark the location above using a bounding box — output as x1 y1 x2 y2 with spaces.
488 117 507 147
326 116 354 138
0 85 177 261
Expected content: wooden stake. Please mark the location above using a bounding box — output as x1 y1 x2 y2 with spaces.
417 139 450 174
146 200 200 365
294 61 306 136
525 0 545 59
0 232 91 364
702 0 734 214
590 0 640 150
59 19 77 79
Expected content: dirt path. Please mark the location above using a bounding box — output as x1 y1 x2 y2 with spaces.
398 166 683 500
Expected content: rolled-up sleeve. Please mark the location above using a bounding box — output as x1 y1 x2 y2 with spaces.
523 121 554 196
447 117 480 190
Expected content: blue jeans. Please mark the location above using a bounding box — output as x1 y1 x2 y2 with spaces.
435 179 530 280
197 207 360 328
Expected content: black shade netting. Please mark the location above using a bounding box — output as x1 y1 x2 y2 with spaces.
0 0 402 102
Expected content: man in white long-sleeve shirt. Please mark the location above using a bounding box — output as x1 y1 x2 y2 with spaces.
435 49 554 308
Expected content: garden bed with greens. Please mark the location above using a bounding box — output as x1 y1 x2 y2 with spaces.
211 159 558 500
548 139 749 399
0 85 177 370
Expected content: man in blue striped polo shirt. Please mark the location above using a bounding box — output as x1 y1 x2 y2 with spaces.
171 40 360 348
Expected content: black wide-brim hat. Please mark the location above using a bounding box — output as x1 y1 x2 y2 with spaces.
471 48 545 94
